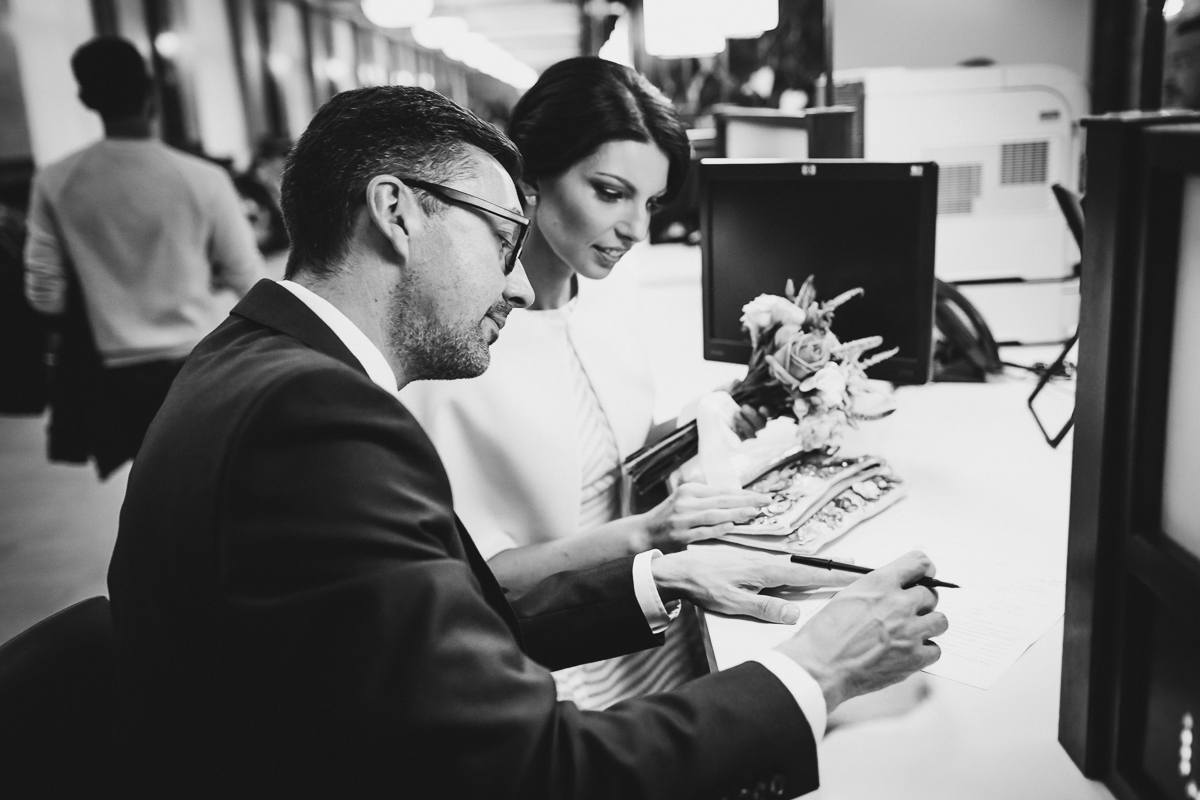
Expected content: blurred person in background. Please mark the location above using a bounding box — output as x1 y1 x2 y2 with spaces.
0 181 48 416
23 36 265 478
248 136 291 210
401 57 770 710
233 172 289 272
1165 4 1200 109
242 137 292 275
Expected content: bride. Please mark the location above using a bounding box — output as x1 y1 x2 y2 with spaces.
401 57 768 710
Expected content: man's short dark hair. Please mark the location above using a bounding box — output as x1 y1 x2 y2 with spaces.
281 87 523 279
71 37 152 118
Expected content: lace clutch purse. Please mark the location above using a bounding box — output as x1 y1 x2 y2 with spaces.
720 453 905 555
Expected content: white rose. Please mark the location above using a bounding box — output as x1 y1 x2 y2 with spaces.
774 302 808 328
741 295 803 343
799 362 848 409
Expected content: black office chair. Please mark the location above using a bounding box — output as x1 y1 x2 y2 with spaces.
1051 183 1085 253
0 596 119 798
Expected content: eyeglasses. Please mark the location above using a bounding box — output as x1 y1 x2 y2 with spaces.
1027 330 1079 448
400 178 529 274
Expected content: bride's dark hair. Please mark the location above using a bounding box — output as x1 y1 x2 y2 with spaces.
507 57 690 203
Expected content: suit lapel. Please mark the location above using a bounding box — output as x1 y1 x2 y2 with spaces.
232 281 525 647
231 280 366 378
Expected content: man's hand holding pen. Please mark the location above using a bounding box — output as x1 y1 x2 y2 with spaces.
649 547 948 713
775 551 949 712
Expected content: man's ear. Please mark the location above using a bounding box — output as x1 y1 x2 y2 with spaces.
365 175 424 263
518 177 539 208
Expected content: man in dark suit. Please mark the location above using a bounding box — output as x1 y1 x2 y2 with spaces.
108 86 947 799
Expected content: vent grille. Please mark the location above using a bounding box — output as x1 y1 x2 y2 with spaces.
938 164 983 215
1001 141 1049 184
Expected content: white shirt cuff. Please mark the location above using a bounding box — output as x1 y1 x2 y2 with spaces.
632 550 680 634
750 649 828 741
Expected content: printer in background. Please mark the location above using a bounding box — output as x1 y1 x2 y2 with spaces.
824 64 1086 345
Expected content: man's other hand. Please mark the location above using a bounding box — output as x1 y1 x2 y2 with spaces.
776 551 948 712
650 547 856 624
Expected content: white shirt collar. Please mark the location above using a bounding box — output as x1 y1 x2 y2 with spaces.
277 279 398 395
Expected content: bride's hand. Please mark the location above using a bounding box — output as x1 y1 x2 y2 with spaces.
697 386 771 441
632 483 772 553
731 403 771 440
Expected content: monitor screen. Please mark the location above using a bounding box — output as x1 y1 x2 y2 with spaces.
700 159 938 384
1162 174 1200 562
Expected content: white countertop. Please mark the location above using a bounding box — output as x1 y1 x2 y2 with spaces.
699 380 1113 800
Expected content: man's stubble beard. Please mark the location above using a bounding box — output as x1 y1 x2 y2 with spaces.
387 283 493 381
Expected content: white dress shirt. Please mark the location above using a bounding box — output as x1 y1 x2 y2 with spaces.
276 279 828 740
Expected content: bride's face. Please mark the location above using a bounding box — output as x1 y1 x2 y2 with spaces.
528 139 670 281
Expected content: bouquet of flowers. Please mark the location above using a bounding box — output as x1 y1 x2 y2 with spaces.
622 276 897 513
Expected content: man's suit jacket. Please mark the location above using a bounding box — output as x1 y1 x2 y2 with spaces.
107 280 818 800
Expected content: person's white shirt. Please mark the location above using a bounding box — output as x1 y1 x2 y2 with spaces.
276 278 828 740
24 138 265 366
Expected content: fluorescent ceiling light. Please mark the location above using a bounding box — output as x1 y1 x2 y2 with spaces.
724 0 779 38
153 31 182 58
361 0 433 29
412 17 537 90
643 0 726 58
412 16 469 50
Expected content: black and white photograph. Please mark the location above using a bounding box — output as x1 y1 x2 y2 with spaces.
0 1 1197 798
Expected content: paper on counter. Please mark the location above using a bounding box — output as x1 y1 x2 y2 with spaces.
704 547 1064 691
919 558 1064 689
804 544 1066 689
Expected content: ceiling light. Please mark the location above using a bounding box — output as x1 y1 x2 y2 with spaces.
412 16 469 50
724 0 779 39
153 31 182 58
642 0 726 58
1165 0 1185 18
417 21 538 91
360 0 433 29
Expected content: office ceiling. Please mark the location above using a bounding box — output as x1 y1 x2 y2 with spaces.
432 0 582 71
323 0 584 73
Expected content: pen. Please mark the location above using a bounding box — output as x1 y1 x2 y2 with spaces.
790 555 960 589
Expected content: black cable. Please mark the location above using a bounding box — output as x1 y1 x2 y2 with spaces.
1001 359 1076 379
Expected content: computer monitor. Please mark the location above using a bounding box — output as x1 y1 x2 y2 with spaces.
699 159 939 384
1059 113 1200 799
